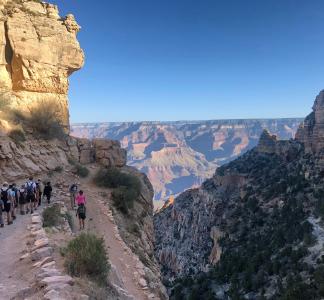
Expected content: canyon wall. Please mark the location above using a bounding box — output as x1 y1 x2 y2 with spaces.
0 0 84 129
72 119 302 205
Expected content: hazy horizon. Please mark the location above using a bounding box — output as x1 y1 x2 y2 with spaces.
71 116 304 125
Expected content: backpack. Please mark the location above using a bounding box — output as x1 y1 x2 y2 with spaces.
26 182 34 195
70 184 77 192
1 188 8 203
77 204 86 215
19 189 26 201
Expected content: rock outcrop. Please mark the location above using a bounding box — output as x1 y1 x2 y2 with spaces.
296 90 324 153
76 138 127 167
0 0 84 128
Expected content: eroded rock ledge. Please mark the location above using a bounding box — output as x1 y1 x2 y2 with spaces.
0 0 84 128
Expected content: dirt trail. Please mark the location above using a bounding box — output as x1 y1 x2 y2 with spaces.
0 211 34 299
79 183 148 300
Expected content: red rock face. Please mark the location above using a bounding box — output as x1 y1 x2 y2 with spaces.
71 119 302 205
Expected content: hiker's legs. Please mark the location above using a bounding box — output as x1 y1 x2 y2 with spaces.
38 192 42 206
0 211 4 227
79 217 82 230
70 193 76 209
82 219 85 229
11 200 16 220
70 194 73 209
20 203 24 214
6 211 11 224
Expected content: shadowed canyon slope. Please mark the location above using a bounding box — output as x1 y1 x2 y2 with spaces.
72 119 302 204
154 91 324 299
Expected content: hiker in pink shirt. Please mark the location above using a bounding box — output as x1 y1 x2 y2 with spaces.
76 190 86 206
76 190 86 230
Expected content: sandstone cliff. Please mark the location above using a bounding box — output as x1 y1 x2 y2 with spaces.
0 0 84 129
154 91 324 299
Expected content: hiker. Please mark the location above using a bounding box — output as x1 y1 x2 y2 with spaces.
19 184 27 215
43 182 52 204
69 182 78 209
37 179 44 207
76 190 86 230
25 177 36 214
0 196 4 227
8 184 17 221
1 182 12 225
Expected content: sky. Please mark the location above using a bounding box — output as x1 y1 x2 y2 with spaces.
52 0 324 123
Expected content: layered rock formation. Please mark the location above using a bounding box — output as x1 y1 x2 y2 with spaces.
75 138 127 167
154 91 324 299
71 119 302 205
296 90 324 153
0 0 84 128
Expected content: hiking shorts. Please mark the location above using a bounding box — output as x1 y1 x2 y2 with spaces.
26 194 35 203
4 202 11 213
19 197 27 205
78 212 86 220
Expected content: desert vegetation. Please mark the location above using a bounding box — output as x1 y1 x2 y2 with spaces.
94 168 141 214
42 204 62 228
67 157 90 178
63 233 110 286
10 100 67 140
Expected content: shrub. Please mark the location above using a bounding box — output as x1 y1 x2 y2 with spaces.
75 164 90 178
12 100 67 140
94 168 141 214
68 156 78 166
43 205 61 227
64 233 110 286
54 166 64 173
8 128 26 143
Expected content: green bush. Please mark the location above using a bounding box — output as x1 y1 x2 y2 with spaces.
75 164 90 178
11 100 67 140
68 157 78 166
43 205 61 227
54 166 64 173
8 128 26 143
94 168 141 214
64 233 110 286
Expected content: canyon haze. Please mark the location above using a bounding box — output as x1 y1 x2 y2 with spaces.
71 118 303 207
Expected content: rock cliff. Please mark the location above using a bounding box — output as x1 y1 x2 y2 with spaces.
154 91 324 299
0 0 84 129
296 90 324 154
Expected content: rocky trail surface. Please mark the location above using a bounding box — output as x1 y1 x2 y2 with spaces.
0 210 34 299
72 178 154 300
0 172 159 300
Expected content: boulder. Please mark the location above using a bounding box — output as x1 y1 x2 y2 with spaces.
31 247 53 261
40 275 74 287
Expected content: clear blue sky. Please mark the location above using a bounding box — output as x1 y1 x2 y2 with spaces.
52 0 324 123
